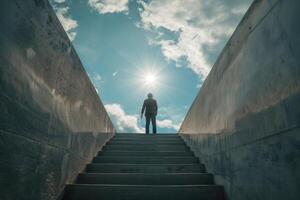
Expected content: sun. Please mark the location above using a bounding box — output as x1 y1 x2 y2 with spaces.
145 73 157 86
133 65 163 92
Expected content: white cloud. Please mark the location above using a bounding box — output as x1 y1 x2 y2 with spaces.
105 103 181 133
138 0 251 79
53 0 66 3
112 71 118 76
55 7 78 41
88 0 129 14
50 0 78 41
157 119 181 131
93 73 102 81
90 73 103 94
158 105 185 124
105 104 144 133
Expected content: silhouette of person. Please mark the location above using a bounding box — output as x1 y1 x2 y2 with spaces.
141 93 158 134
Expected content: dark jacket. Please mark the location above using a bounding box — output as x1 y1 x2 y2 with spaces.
141 98 158 116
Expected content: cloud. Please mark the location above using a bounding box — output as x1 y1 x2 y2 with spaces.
89 73 103 94
158 105 185 123
93 73 102 81
53 0 66 3
55 7 78 41
105 103 181 133
88 0 129 14
156 119 180 131
105 104 144 133
50 1 78 41
112 71 118 77
157 105 184 131
137 0 251 79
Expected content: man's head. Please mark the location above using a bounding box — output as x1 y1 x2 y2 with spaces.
147 93 153 98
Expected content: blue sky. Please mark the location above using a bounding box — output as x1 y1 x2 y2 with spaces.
50 0 252 133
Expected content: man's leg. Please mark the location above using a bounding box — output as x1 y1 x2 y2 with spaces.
151 116 157 134
145 115 150 134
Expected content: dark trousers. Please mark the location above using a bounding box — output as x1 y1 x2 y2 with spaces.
145 115 156 134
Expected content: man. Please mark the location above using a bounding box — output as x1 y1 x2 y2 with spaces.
141 93 158 134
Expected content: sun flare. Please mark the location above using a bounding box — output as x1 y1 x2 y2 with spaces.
134 65 164 93
145 73 157 86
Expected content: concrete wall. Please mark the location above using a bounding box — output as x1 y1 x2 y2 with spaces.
0 0 115 200
179 0 300 199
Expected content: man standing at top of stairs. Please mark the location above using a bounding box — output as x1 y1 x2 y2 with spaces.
141 93 158 134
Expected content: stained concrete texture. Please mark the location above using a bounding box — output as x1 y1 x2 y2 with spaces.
179 0 300 199
0 0 115 200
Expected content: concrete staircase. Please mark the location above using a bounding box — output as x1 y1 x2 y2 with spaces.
62 134 224 200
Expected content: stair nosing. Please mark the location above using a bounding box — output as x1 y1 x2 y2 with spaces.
94 156 196 158
100 150 191 152
67 184 221 188
87 163 203 166
79 172 211 175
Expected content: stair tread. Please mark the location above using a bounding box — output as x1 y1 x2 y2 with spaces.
107 142 185 145
79 172 210 175
100 150 191 152
113 134 179 136
63 184 224 200
93 156 197 159
68 184 220 187
103 145 189 151
92 156 198 164
88 163 202 166
110 138 183 141
98 152 194 156
86 163 205 173
77 172 214 185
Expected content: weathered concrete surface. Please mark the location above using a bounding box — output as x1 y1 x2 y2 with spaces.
0 0 115 200
179 0 300 199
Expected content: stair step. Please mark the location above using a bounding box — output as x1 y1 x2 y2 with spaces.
112 136 181 140
113 135 180 139
77 173 214 185
111 137 183 141
106 142 187 147
107 141 185 145
92 156 198 164
103 144 189 151
98 150 194 157
114 133 179 137
86 163 205 173
63 184 224 200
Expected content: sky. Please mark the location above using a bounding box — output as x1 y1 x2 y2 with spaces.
50 0 253 133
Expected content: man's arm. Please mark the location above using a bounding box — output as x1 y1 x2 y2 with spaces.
141 100 146 118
